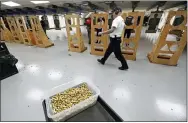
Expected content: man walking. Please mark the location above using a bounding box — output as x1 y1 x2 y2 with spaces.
40 16 46 34
97 7 129 70
40 16 49 39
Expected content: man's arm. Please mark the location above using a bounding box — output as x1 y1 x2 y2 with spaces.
100 26 116 35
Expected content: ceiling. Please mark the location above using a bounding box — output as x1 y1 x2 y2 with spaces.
0 0 187 14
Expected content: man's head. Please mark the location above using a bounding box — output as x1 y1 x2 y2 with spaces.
112 7 122 19
154 14 158 18
41 16 44 20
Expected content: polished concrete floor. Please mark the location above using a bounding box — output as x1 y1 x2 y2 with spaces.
1 30 187 121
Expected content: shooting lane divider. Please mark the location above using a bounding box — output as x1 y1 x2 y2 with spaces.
24 16 37 45
6 16 23 44
15 16 33 46
0 17 5 41
121 12 145 61
147 10 187 66
0 25 4 41
65 14 87 53
90 13 108 56
0 17 14 42
29 15 54 48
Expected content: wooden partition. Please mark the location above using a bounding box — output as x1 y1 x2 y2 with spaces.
24 16 37 45
15 16 33 45
0 17 4 41
121 12 144 60
147 10 187 66
90 13 108 56
29 15 54 48
6 16 23 43
65 14 87 53
0 17 13 41
0 27 4 41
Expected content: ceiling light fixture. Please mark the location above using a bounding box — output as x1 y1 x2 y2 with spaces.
2 1 21 7
104 1 112 4
30 1 50 4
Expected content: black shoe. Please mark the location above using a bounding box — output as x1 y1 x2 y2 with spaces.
97 59 104 65
118 66 129 70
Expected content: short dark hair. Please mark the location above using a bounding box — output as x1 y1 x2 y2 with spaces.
112 7 122 15
154 14 158 17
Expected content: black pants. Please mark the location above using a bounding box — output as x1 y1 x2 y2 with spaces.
43 28 47 34
88 30 91 44
101 37 128 68
124 29 132 38
42 28 49 39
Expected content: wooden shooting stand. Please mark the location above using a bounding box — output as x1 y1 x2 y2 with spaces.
15 16 33 45
0 17 14 42
29 15 54 48
90 13 108 56
24 16 37 45
6 16 23 44
121 12 144 60
147 10 187 66
0 18 5 41
65 14 87 53
0 27 3 41
0 17 14 43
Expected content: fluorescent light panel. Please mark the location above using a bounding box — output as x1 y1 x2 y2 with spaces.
2 1 21 7
30 1 50 4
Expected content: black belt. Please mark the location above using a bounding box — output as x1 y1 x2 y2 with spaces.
110 37 121 39
110 35 121 39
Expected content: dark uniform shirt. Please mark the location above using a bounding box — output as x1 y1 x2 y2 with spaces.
40 20 46 29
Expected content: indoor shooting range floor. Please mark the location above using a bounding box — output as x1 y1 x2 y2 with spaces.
1 29 187 121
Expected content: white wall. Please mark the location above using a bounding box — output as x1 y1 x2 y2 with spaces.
59 15 66 27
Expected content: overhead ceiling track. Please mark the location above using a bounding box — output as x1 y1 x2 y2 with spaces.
146 1 166 11
109 1 117 10
131 1 140 12
23 7 40 14
81 1 105 12
35 6 59 14
48 4 69 14
162 1 187 10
